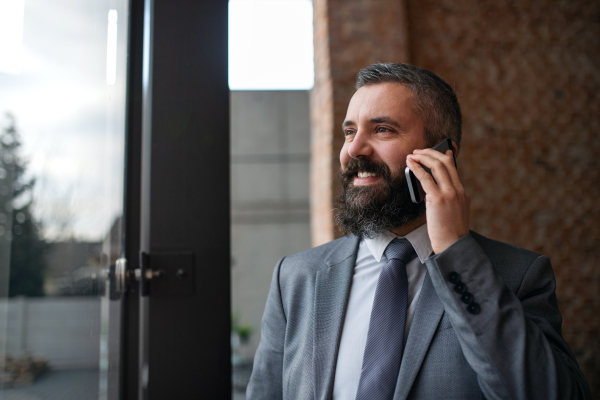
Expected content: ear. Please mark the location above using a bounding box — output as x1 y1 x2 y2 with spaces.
451 140 459 158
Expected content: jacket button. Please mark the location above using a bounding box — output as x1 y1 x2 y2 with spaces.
454 282 467 294
467 302 480 314
461 291 474 304
448 271 460 284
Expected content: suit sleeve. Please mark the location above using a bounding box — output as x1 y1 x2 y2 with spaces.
425 234 591 400
246 257 287 400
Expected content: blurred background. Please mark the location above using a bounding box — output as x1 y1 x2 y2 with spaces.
230 0 600 397
0 0 598 399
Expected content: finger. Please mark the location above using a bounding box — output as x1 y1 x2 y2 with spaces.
413 148 459 185
414 148 460 186
407 153 454 192
406 156 442 196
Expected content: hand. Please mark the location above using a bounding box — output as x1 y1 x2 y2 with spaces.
406 148 470 254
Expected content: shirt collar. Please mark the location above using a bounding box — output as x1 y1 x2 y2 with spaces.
364 223 433 263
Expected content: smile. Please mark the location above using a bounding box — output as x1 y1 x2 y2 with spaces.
357 171 379 178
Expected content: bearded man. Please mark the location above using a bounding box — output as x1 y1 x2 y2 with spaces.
246 63 591 400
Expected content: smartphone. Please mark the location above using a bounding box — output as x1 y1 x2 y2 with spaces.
405 138 456 203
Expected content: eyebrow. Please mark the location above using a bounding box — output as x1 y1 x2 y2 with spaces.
342 120 355 129
369 117 402 128
341 117 402 131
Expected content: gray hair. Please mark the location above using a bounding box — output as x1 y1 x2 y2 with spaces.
356 63 462 151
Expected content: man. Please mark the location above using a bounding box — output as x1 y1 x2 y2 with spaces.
247 63 591 399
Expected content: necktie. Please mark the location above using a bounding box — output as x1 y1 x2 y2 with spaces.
355 238 416 400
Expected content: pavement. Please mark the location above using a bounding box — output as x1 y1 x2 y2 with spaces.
1 368 248 400
0 369 98 400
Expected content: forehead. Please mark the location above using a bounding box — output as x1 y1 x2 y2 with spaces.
345 82 416 122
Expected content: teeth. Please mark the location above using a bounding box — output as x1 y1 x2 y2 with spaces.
358 172 378 178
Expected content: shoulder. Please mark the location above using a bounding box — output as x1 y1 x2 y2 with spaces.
272 235 359 316
470 230 541 266
275 235 359 287
278 234 359 275
469 230 549 290
284 234 359 262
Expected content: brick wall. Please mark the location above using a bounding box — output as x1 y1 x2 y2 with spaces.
311 0 600 394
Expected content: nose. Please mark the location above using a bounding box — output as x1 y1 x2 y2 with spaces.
347 131 373 160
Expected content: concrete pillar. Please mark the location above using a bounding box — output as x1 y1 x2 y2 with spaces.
310 0 411 246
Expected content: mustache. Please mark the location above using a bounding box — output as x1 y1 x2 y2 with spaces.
340 158 392 182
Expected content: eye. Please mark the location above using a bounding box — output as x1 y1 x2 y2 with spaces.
344 129 356 136
377 127 390 133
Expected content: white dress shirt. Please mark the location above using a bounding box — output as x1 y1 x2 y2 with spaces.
332 223 433 399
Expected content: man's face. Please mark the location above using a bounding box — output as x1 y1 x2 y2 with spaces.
340 82 427 181
335 82 428 238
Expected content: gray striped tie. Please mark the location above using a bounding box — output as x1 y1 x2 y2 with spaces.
355 238 416 400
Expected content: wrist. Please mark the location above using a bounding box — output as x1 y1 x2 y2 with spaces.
432 233 469 255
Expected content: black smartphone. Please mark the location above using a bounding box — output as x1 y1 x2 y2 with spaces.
405 138 456 203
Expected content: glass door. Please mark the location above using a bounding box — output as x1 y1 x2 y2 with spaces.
0 0 129 398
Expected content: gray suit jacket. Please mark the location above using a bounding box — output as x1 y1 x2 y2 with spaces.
247 232 591 399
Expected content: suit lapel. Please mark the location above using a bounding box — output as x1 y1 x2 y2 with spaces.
313 236 359 400
394 272 445 400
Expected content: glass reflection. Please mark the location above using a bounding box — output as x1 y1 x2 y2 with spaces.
0 0 128 398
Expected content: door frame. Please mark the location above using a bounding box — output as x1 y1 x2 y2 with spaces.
122 0 231 398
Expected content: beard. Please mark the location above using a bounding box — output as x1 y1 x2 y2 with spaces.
334 157 426 239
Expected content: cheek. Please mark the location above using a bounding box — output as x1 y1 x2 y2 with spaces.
396 154 408 169
340 145 350 168
380 150 407 171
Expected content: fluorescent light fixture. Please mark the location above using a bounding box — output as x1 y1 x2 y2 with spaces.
106 9 118 85
228 0 314 90
0 0 25 75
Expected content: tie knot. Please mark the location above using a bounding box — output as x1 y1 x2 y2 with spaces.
384 238 416 265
